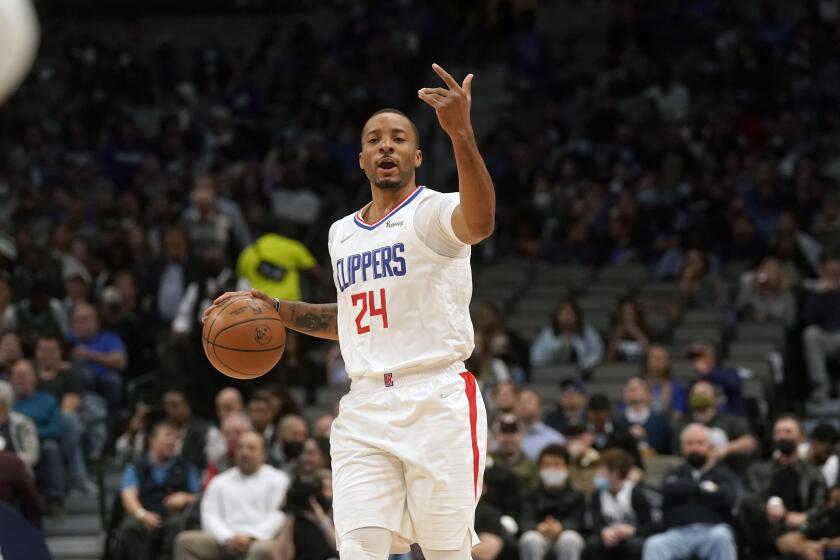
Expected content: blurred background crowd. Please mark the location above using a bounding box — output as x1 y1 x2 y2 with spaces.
1 0 840 559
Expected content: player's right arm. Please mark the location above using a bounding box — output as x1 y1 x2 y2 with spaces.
205 290 338 341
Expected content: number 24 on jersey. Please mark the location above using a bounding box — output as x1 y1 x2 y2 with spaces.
351 288 389 334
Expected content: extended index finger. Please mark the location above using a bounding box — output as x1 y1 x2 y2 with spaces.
432 63 460 91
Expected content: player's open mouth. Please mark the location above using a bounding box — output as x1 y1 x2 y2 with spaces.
378 159 397 170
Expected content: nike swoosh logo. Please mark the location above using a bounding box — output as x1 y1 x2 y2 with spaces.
340 232 356 243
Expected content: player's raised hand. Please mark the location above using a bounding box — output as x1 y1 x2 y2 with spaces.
418 63 474 138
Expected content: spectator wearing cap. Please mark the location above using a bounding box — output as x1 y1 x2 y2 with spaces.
562 425 600 494
642 345 688 421
801 256 840 411
585 449 653 560
531 300 604 373
518 444 586 560
586 394 640 466
740 416 826 557
492 413 539 490
673 380 757 476
642 423 738 560
545 377 587 433
516 389 565 460
687 342 744 416
801 423 839 487
616 377 671 456
10 360 64 512
0 331 23 381
66 302 127 413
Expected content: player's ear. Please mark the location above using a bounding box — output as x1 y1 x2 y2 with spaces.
415 149 422 168
359 151 364 170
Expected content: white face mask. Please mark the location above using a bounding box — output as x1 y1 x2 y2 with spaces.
540 468 568 488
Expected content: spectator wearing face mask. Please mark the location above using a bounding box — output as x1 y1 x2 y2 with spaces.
776 485 840 560
740 416 827 557
686 342 744 416
585 449 653 560
672 381 757 477
642 424 739 560
518 444 586 560
269 414 308 473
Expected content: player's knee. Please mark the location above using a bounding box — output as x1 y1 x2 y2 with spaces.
339 527 392 560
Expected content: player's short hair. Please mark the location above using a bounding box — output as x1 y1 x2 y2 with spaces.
364 108 420 149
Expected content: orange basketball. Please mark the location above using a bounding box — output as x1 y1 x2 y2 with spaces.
202 295 286 379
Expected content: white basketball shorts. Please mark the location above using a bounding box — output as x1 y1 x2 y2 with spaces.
330 361 487 552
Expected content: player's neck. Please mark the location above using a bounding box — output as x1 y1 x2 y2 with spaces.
363 182 418 224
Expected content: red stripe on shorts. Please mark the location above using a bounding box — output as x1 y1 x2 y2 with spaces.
460 371 479 501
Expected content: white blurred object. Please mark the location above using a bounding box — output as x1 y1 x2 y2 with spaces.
0 0 39 104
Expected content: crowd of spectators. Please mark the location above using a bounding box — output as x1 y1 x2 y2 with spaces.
1 0 840 558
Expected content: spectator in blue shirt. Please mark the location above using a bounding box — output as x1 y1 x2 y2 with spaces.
10 359 64 512
516 389 565 460
66 302 127 413
118 420 200 560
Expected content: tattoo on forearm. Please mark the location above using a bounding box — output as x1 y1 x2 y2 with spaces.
283 302 338 338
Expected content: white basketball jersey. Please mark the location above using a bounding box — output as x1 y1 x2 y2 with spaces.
328 187 474 380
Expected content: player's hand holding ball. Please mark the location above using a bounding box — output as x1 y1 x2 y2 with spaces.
202 289 286 379
418 63 474 139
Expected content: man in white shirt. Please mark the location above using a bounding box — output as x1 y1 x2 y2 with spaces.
174 432 290 560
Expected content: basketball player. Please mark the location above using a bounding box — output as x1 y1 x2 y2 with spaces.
0 0 39 104
205 63 495 559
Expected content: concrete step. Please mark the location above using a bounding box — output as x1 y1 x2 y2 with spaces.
46 535 102 559
65 495 100 515
44 514 102 537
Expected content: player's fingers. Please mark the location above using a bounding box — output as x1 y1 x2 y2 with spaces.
432 63 460 91
418 91 443 108
463 73 474 96
418 87 449 97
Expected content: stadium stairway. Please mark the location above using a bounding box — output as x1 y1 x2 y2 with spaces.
45 469 119 560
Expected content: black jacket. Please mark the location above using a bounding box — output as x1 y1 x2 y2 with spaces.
588 483 654 537
660 461 738 529
746 459 826 518
520 482 586 533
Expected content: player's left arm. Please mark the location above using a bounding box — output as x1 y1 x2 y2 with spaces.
419 63 495 245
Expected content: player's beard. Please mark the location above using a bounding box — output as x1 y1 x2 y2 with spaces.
372 166 413 190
